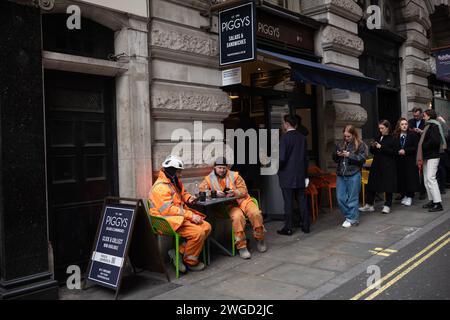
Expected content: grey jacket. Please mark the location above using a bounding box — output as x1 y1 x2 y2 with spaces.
332 141 368 177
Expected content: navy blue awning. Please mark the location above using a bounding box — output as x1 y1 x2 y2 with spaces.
258 49 378 92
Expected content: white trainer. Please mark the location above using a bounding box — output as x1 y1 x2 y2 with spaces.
400 197 408 205
403 197 412 206
382 206 391 214
342 220 352 228
359 204 375 212
238 247 251 259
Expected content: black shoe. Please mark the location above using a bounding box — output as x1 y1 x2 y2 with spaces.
301 227 310 234
419 193 427 200
428 203 443 212
277 228 293 236
423 201 434 209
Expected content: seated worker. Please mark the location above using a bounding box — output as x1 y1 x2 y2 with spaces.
148 155 211 273
199 157 267 259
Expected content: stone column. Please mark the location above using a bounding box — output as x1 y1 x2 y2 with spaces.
302 0 367 169
396 0 434 116
0 1 58 299
115 21 153 199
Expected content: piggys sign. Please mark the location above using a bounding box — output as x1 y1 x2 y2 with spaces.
219 1 256 66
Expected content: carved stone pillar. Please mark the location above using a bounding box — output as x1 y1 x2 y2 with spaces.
302 0 367 170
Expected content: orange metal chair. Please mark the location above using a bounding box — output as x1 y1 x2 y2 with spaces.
308 165 336 213
306 183 319 223
322 173 337 213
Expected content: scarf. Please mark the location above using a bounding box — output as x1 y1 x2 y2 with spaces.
428 119 448 153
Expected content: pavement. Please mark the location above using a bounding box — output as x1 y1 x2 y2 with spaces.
59 193 450 300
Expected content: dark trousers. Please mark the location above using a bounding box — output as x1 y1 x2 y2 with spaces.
400 192 415 198
437 153 448 192
281 188 309 230
366 192 393 207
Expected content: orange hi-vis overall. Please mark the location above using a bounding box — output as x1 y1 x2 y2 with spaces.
148 170 211 266
199 170 264 249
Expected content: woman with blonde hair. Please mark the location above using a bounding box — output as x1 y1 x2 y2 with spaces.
333 125 368 228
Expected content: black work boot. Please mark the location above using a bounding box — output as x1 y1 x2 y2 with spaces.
428 202 443 212
422 201 434 209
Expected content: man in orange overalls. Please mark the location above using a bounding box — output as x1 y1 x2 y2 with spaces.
148 155 211 273
199 157 266 259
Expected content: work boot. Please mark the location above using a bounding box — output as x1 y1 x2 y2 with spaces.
428 202 443 212
256 240 267 253
238 247 251 259
168 249 186 273
187 262 205 272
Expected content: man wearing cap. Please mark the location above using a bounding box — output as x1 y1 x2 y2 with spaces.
148 155 211 273
199 157 266 259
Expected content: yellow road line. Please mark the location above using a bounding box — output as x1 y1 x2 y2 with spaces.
365 238 450 300
350 231 450 300
383 249 398 253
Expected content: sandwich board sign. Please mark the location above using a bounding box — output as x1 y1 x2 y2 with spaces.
85 197 168 299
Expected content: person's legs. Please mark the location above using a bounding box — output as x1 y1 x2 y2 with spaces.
177 220 211 267
244 201 264 239
295 188 310 232
426 158 442 203
346 172 361 223
229 206 247 250
281 188 294 230
423 160 434 201
384 193 393 207
437 154 447 193
336 175 349 217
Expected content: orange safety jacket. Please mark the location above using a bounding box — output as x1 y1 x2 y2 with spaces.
200 170 253 211
148 170 205 231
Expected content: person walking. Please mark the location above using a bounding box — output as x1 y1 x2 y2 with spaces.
359 120 397 214
418 109 446 212
393 118 420 206
408 107 427 200
333 125 368 228
277 115 309 235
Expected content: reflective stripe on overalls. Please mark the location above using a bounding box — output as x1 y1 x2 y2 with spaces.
149 182 185 216
209 170 243 206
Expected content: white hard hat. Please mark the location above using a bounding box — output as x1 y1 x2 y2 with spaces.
162 155 184 170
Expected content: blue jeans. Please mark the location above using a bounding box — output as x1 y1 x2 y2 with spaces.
336 172 361 224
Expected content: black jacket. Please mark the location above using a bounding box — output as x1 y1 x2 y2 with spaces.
332 141 367 177
408 118 425 131
367 135 397 193
422 123 441 160
395 132 420 193
278 130 308 189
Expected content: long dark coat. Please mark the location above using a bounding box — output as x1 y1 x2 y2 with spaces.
394 132 420 193
367 134 397 193
278 130 308 189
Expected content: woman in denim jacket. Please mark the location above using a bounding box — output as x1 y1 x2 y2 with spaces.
333 125 368 228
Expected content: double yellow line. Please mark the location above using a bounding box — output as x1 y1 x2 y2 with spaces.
351 231 450 300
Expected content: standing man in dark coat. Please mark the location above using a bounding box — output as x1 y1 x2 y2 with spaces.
277 115 309 235
408 107 426 199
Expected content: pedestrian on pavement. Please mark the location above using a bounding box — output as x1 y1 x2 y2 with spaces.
418 109 446 212
436 116 449 195
359 119 397 214
333 125 368 228
198 157 267 259
394 118 420 207
148 155 211 274
277 115 309 235
408 107 427 200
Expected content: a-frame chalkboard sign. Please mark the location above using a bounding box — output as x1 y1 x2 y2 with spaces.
84 197 169 299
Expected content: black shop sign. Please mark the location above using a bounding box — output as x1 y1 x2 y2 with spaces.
219 1 256 66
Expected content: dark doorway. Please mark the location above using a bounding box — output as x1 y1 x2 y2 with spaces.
44 70 118 282
377 88 400 127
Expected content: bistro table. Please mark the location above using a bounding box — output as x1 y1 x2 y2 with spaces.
190 196 238 265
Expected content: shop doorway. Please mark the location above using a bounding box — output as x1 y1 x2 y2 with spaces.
44 70 118 281
377 88 400 127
